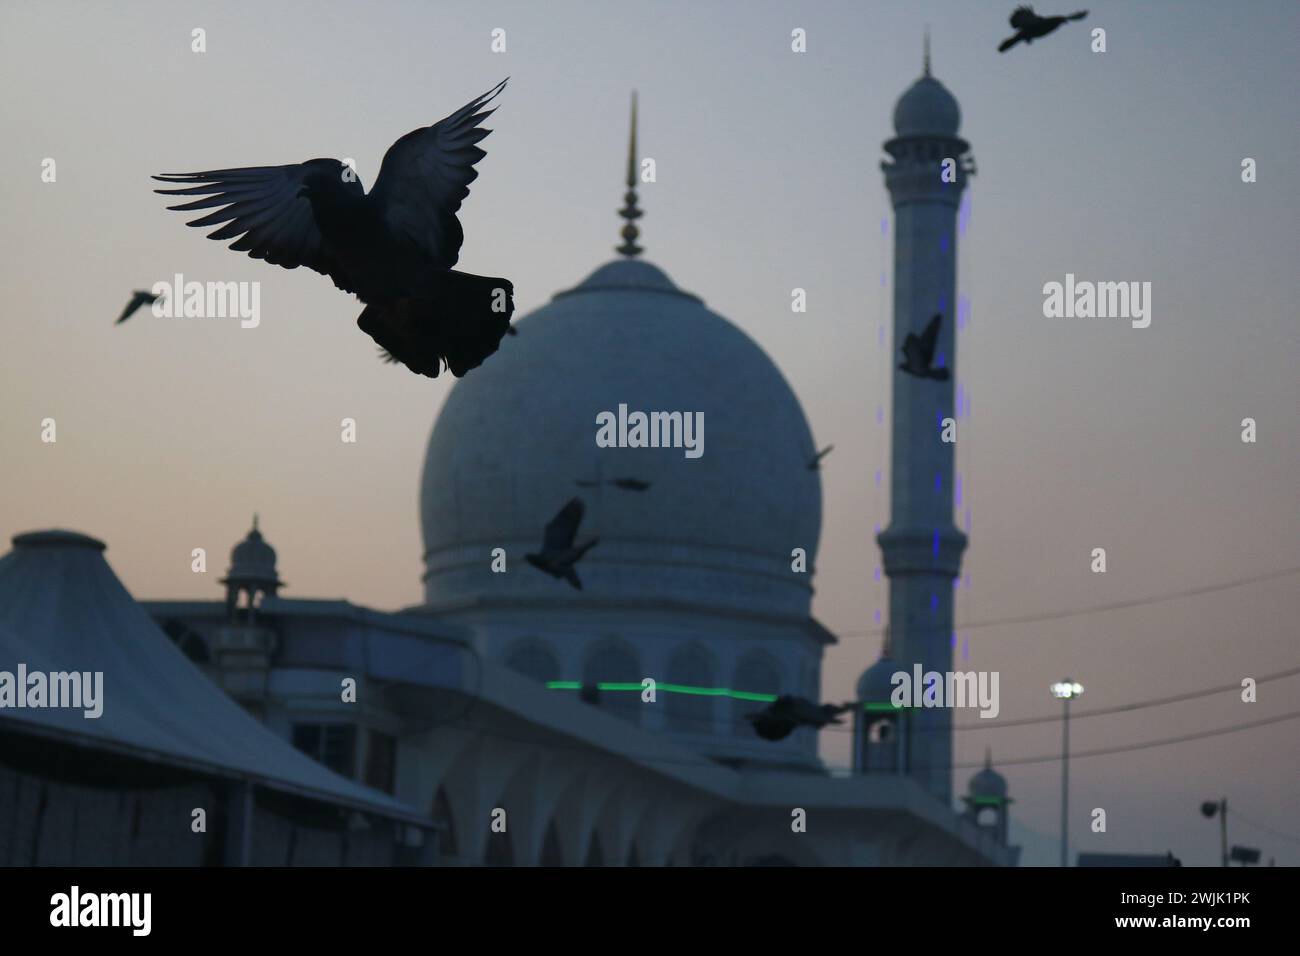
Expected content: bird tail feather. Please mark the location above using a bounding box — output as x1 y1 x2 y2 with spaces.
358 271 515 378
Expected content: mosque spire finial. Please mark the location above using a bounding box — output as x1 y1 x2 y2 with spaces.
253 513 259 532
924 26 931 77
616 91 644 258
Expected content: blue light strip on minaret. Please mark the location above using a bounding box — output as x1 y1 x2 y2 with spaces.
877 50 974 805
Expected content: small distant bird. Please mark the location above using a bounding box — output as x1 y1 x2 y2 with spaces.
899 313 950 381
807 445 834 471
115 290 161 325
525 498 599 590
998 6 1087 52
611 478 650 491
746 695 853 742
574 477 652 492
154 79 514 379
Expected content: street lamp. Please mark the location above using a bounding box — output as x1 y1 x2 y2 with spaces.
1200 799 1228 867
1051 680 1084 867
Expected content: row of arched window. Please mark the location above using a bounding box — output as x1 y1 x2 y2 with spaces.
433 787 631 866
504 638 791 735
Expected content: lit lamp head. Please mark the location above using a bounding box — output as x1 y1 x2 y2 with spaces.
1050 680 1084 700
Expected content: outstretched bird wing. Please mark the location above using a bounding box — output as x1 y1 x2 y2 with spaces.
116 291 155 325
368 79 508 270
810 444 834 466
154 161 358 292
543 498 584 552
919 313 943 362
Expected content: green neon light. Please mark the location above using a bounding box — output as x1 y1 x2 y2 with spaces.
545 681 777 703
970 796 1004 807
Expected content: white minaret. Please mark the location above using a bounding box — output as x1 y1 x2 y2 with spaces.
877 39 973 804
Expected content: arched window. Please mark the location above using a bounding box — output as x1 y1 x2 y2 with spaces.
161 620 210 663
540 820 563 866
485 830 514 867
666 644 716 734
732 652 782 736
584 832 605 867
582 640 642 725
432 787 457 859
504 639 560 684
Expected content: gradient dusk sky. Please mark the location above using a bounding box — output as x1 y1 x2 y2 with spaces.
2 1 1297 865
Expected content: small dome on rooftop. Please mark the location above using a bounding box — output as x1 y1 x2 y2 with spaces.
856 652 898 703
968 750 1009 800
223 515 281 588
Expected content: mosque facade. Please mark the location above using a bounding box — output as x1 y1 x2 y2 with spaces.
0 59 1018 866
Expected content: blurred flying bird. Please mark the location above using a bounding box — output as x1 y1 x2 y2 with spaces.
154 79 514 378
807 445 834 471
575 477 652 491
746 695 853 742
899 313 950 381
115 290 162 325
611 478 651 491
998 6 1087 52
525 498 599 590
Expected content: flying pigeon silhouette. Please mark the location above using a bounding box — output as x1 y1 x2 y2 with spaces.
998 6 1087 52
525 498 599 590
575 477 652 491
115 290 162 325
746 695 853 742
899 313 950 381
807 445 834 471
611 478 651 491
154 79 514 379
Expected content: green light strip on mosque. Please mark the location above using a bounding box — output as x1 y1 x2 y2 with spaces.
544 681 912 711
545 681 777 703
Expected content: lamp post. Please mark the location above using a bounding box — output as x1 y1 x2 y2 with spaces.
1051 680 1084 867
1200 799 1228 867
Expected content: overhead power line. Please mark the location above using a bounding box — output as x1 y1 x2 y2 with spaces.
1233 811 1300 847
952 664 1300 731
543 662 1300 736
441 705 1300 778
833 565 1300 640
950 709 1300 768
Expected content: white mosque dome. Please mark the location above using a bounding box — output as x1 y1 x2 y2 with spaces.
892 74 961 138
419 257 823 619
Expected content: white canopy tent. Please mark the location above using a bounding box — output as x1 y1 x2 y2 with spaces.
0 530 428 832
